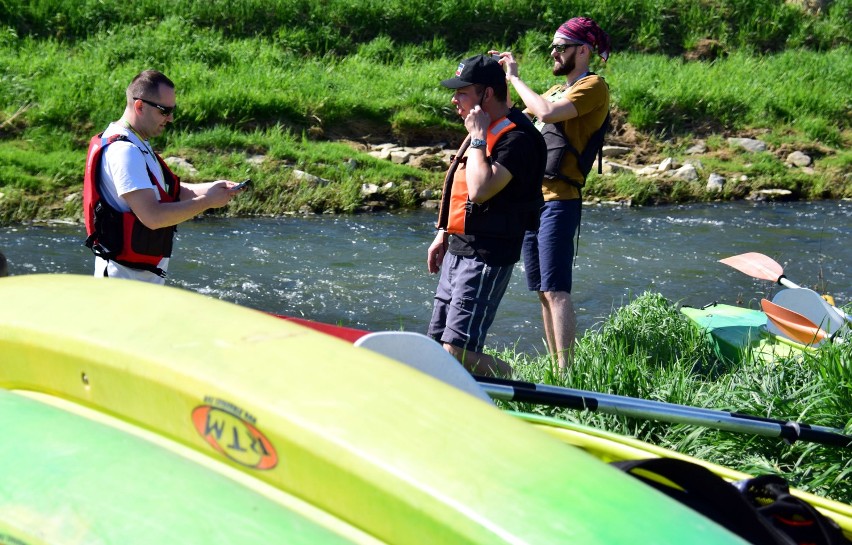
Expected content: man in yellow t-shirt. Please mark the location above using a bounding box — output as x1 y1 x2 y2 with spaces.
495 17 611 370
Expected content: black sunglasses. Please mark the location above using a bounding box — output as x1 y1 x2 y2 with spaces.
134 97 176 116
549 43 581 53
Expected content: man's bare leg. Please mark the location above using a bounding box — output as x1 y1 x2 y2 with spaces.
444 343 513 378
540 290 576 370
538 291 557 369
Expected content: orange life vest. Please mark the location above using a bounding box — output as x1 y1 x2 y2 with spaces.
438 117 532 237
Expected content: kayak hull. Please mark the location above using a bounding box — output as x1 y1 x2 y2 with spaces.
680 302 809 363
0 389 375 545
0 274 747 545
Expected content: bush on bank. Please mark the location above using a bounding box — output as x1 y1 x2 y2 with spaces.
2 0 848 54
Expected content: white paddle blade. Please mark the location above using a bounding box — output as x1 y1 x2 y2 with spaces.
771 288 848 336
354 331 494 403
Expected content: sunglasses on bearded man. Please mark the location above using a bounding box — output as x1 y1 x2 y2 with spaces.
549 43 582 53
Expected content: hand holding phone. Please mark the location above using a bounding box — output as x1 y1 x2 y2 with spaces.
232 178 252 191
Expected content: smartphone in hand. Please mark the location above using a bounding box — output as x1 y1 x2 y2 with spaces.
232 178 252 191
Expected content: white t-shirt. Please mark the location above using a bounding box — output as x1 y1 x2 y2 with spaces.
93 122 171 282
94 257 166 285
99 122 167 211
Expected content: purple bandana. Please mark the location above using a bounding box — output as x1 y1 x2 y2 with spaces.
555 17 611 61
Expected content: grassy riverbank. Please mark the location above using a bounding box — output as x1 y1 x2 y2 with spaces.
496 292 852 505
1 0 850 223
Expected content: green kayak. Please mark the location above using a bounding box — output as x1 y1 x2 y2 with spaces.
0 390 374 545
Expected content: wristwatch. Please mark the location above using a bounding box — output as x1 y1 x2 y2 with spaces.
470 138 486 149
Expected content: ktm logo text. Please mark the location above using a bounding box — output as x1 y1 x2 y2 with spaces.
192 405 278 469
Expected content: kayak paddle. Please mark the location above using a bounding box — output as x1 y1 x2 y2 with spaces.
287 318 850 447
760 298 829 346
474 375 852 448
769 288 848 337
719 252 849 324
719 252 798 288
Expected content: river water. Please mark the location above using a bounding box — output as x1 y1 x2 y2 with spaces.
2 200 849 355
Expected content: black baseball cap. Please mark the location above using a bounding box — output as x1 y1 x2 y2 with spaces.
440 54 505 89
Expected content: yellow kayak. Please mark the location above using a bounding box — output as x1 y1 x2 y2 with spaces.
0 389 380 545
0 274 748 544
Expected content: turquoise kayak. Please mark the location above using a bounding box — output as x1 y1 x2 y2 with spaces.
680 302 809 363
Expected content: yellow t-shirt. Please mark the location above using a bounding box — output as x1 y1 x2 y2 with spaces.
532 75 609 201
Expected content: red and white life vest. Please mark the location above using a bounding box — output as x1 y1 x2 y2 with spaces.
83 133 181 276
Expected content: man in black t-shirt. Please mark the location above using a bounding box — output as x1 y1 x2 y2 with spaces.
427 55 546 377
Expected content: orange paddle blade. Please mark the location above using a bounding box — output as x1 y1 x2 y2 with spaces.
761 298 828 345
719 252 785 283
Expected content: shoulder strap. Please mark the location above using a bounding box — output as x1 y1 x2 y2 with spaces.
485 116 516 155
104 133 130 146
436 137 471 230
103 133 179 199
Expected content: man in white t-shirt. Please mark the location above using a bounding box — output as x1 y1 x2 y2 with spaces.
85 70 243 284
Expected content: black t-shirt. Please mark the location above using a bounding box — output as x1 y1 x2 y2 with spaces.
449 108 546 265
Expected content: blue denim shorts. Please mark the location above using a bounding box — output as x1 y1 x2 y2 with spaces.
428 252 514 353
522 199 581 293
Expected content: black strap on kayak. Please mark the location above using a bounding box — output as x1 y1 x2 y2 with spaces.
737 475 851 545
612 458 850 545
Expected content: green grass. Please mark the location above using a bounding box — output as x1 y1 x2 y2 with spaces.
5 23 849 138
494 292 852 505
608 49 851 142
1 21 850 219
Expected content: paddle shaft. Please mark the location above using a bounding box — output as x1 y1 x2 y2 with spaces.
777 275 801 290
476 376 852 448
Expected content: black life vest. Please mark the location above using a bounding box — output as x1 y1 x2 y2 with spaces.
437 117 541 238
83 133 181 277
540 73 610 189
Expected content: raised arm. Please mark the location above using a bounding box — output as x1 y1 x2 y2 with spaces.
493 51 579 124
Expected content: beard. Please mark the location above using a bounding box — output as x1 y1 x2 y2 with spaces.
552 54 577 77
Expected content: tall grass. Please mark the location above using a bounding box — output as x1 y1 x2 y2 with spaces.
3 20 848 140
500 292 852 504
609 49 852 142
